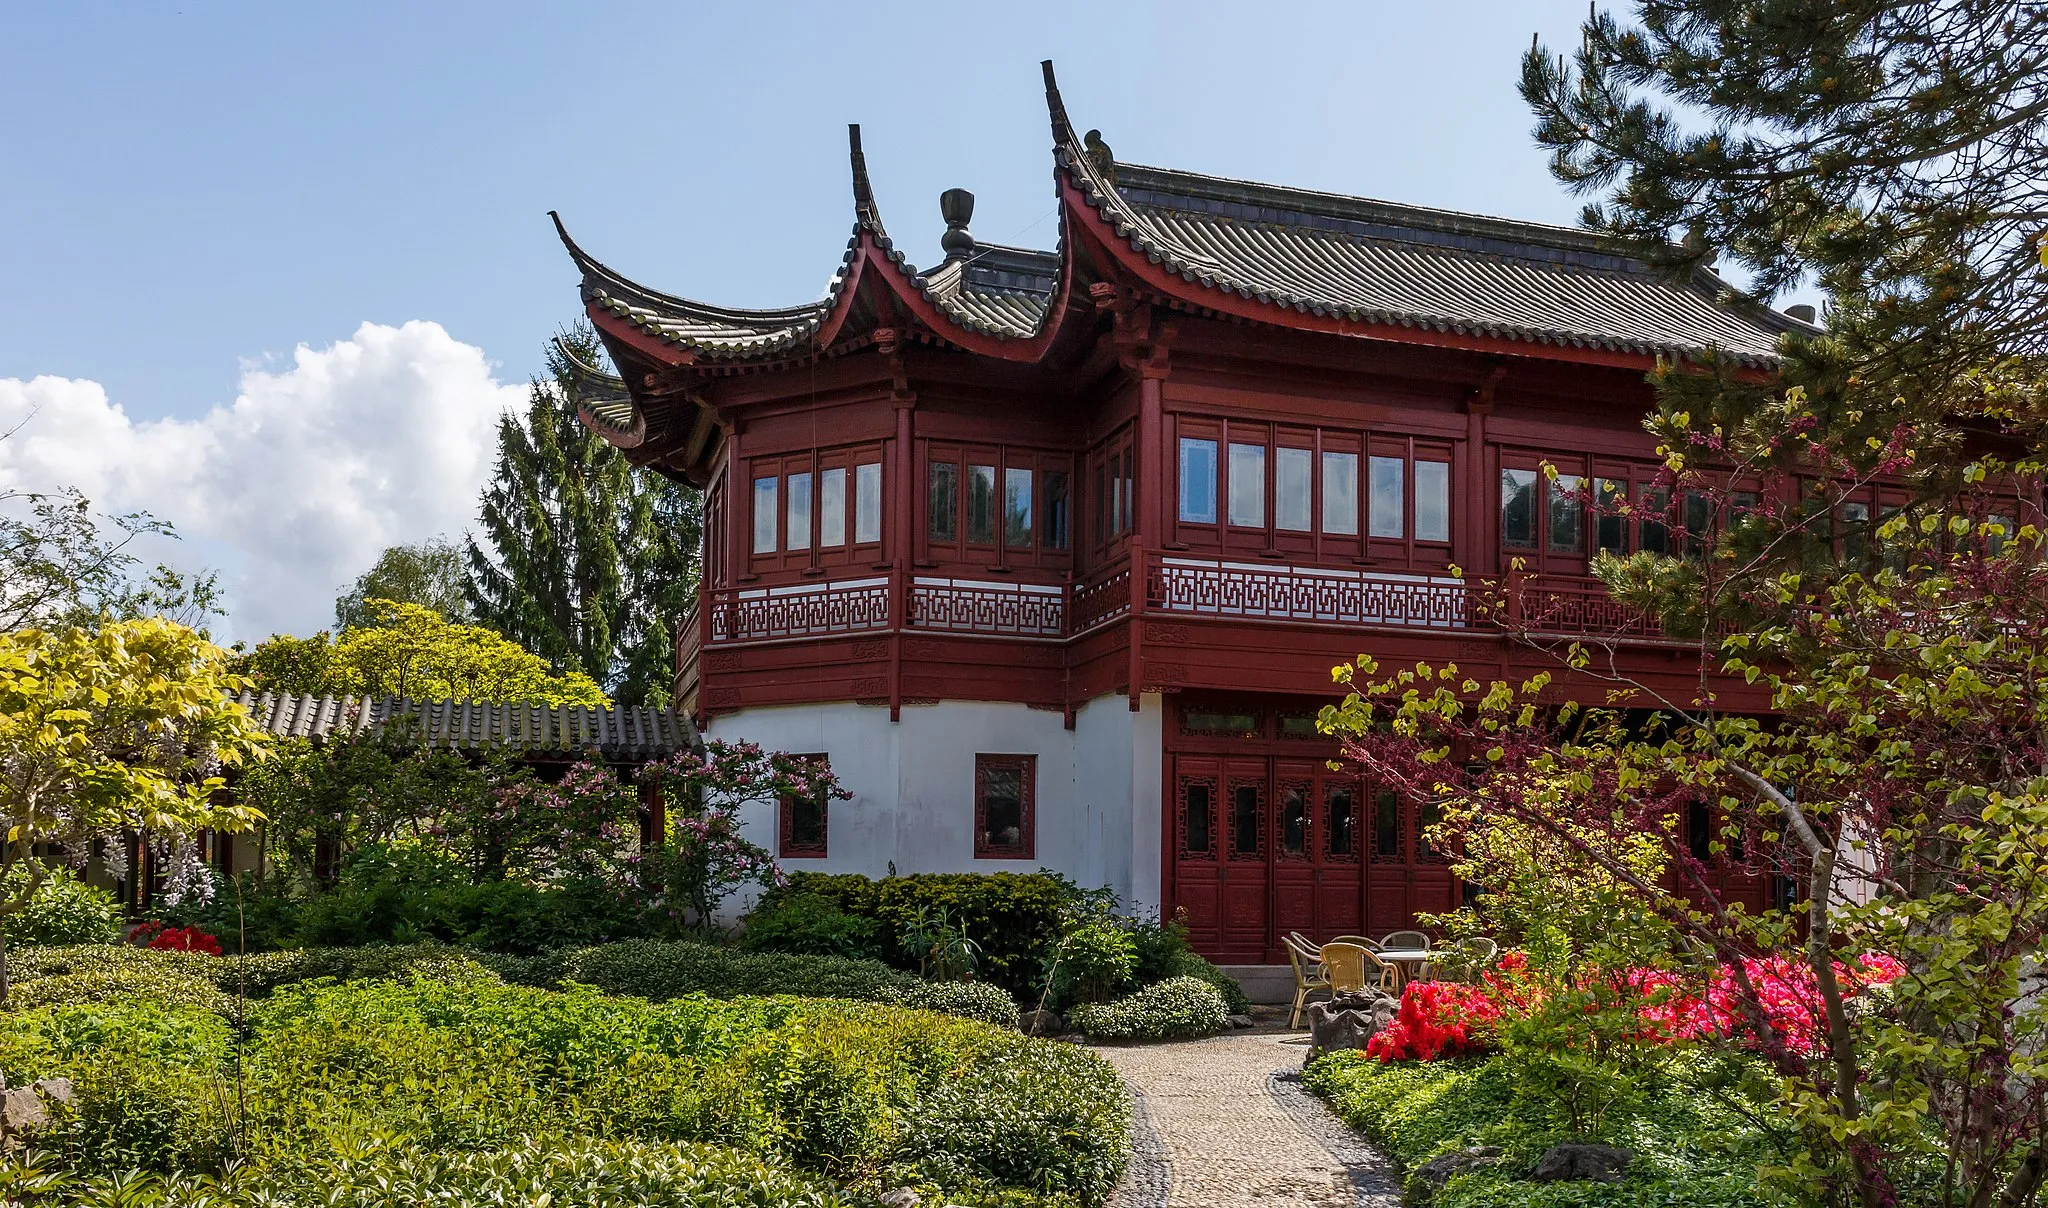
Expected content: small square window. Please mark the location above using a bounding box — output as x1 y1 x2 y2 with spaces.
974 754 1035 859
779 754 830 858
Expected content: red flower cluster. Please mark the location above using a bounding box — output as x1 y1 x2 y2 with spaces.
131 921 223 956
1363 950 1905 1063
1628 953 1905 1055
1365 981 1503 1061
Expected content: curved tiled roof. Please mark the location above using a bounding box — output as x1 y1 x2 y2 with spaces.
237 692 696 761
552 62 1809 370
1058 151 1802 366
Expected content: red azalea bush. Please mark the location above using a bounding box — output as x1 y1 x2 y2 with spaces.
1365 949 1904 1063
1365 981 1503 1061
131 920 223 956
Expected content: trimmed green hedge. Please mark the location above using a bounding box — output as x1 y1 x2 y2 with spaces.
0 1138 867 1208
1066 977 1228 1042
9 941 1020 1029
764 873 1078 996
0 978 1129 1206
1303 1051 1771 1208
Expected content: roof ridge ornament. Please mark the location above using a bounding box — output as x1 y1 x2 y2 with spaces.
849 124 883 231
940 188 975 261
1041 59 1077 145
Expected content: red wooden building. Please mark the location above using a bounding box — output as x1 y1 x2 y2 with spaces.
554 63 1805 963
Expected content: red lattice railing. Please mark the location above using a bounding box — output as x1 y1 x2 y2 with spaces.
1149 559 1474 630
709 578 891 642
909 579 1065 637
1071 564 1133 634
694 559 1682 648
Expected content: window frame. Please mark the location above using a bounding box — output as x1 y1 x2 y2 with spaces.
777 753 830 858
973 754 1037 860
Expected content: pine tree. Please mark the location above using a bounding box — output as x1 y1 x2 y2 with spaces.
464 325 701 706
1523 2 2048 470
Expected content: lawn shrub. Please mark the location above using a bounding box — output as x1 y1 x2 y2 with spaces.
885 980 1018 1029
5 964 237 1018
0 869 123 947
548 939 911 1002
739 891 888 962
1303 1050 1771 1207
0 1000 235 1174
768 873 1077 995
0 1136 869 1207
284 845 641 953
1065 977 1228 1041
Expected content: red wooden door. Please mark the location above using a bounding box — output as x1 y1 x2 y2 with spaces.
1270 761 1319 949
1363 785 1459 939
1171 759 1224 955
1218 759 1270 962
1315 769 1366 936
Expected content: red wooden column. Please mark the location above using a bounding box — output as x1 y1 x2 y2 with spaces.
1461 367 1504 576
1128 322 1173 711
883 333 913 722
723 420 746 585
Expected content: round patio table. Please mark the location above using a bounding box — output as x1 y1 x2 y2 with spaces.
1376 948 1431 987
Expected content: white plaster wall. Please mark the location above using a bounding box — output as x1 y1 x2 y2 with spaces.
704 693 1163 916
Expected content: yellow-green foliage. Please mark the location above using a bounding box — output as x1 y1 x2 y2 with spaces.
234 599 608 706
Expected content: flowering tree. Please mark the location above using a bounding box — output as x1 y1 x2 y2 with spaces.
636 740 850 936
462 758 640 882
0 619 268 997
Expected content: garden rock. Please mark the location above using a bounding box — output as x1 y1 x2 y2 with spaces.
30 1079 71 1106
1226 1012 1255 1029
0 1088 48 1134
1306 987 1399 1057
1532 1143 1632 1183
1409 1146 1502 1202
878 1188 920 1207
1019 1008 1062 1036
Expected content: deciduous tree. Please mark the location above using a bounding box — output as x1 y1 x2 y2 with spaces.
0 618 268 997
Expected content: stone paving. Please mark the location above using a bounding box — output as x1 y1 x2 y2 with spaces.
1094 1030 1401 1208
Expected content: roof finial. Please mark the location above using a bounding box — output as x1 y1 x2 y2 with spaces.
849 124 882 229
848 124 879 226
940 188 976 261
1041 59 1076 144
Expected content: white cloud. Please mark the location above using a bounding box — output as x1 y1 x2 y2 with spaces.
0 321 526 642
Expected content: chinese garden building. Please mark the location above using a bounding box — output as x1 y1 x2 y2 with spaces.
554 63 1808 963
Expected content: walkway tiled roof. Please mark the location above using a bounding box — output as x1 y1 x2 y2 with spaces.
236 692 695 761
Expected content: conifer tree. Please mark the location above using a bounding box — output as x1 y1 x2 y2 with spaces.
1523 2 2048 480
463 325 700 705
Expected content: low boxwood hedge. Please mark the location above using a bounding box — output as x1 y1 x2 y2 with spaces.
7 941 1020 1029
0 1137 869 1207
1066 977 1228 1042
0 977 1129 1207
763 872 1078 996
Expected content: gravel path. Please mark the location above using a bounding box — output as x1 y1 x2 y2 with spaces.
1094 1031 1401 1208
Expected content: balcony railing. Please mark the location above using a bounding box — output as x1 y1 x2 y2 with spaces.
694 553 1682 647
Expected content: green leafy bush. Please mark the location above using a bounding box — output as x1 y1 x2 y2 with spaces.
739 892 887 961
1124 913 1248 1014
0 1138 868 1207
769 872 1079 996
886 980 1018 1029
1153 949 1249 1015
287 844 641 953
547 940 910 1003
6 964 237 1018
1045 919 1137 1009
1066 977 1228 1042
0 869 123 947
1303 1050 1772 1208
0 999 235 1174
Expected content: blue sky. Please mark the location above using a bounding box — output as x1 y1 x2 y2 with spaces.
0 0 1668 638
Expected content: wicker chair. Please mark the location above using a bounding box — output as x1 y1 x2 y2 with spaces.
1320 942 1372 994
1379 930 1431 951
1283 932 1331 1029
1424 936 1499 983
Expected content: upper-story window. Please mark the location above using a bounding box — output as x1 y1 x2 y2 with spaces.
1181 423 1451 564
1094 427 1138 548
927 445 1070 565
748 449 883 567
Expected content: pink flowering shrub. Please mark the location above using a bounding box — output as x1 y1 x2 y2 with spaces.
636 741 852 936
